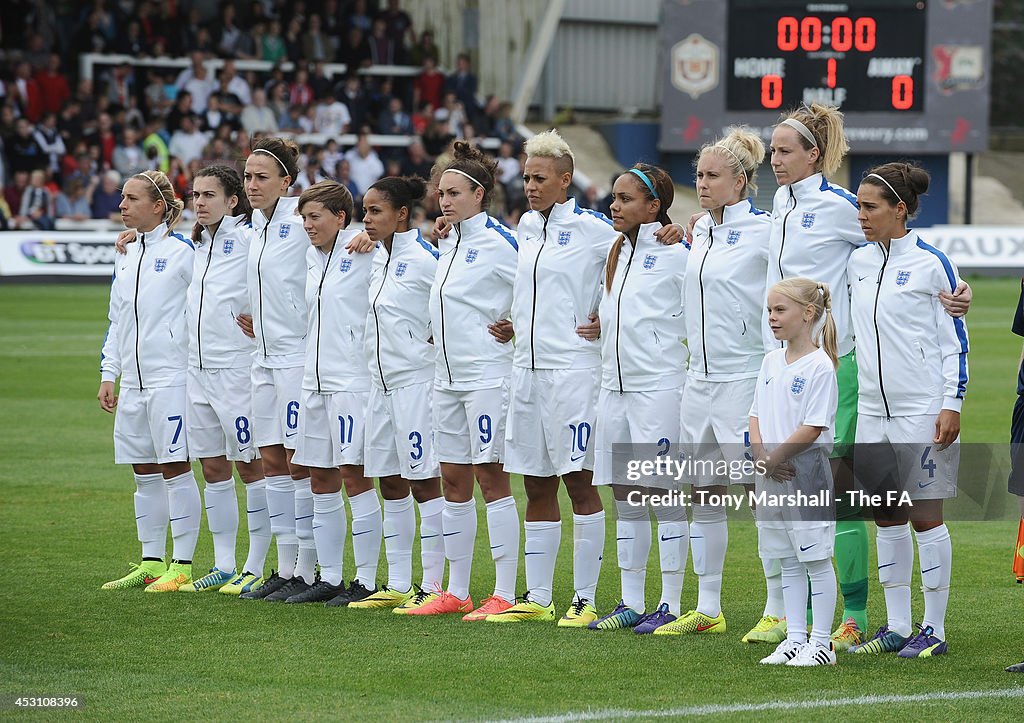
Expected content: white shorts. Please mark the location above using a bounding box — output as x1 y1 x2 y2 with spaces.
187 366 257 462
758 521 836 563
113 385 189 465
855 414 959 500
365 380 438 480
433 380 509 465
292 389 369 469
681 377 757 487
593 386 683 488
251 363 303 450
504 366 600 478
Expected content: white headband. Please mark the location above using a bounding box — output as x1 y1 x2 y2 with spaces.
134 173 170 219
442 168 484 189
780 118 818 149
866 173 905 206
253 148 290 176
714 144 748 185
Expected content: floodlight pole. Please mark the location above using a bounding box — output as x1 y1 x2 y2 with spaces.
510 0 568 124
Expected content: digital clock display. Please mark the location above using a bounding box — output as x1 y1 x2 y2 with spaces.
726 0 926 113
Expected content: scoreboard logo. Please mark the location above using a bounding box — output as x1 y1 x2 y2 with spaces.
671 34 719 99
932 45 984 95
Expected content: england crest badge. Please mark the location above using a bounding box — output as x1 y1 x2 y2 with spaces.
154 258 168 273
340 258 352 273
279 223 291 239
800 213 816 229
395 262 408 278
791 376 806 395
727 230 741 245
557 231 572 246
465 248 478 264
643 254 657 270
223 238 234 255
896 271 911 287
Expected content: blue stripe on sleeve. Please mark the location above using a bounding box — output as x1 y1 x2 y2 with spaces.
415 232 440 259
486 217 519 251
916 238 969 399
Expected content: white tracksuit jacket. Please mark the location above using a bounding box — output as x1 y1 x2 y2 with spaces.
429 211 518 385
248 195 308 367
686 198 771 381
365 229 439 392
848 232 970 417
512 197 618 370
303 230 374 394
599 222 688 393
766 173 865 356
100 223 194 389
186 214 256 370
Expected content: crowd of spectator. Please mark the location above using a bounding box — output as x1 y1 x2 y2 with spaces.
0 0 531 231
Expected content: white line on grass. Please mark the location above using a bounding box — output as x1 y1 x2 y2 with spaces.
499 687 1024 722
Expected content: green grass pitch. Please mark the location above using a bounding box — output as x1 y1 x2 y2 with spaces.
1 279 1022 721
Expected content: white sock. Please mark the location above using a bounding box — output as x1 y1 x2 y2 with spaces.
165 470 201 562
312 491 346 586
806 557 838 646
293 478 316 584
915 524 952 640
134 472 168 560
348 489 382 588
486 496 519 602
780 556 809 644
203 479 238 572
615 499 650 613
524 520 561 607
265 474 297 578
443 498 477 600
653 503 688 616
761 557 784 618
383 493 415 592
876 523 914 638
691 503 728 617
573 510 605 603
418 497 446 591
243 479 271 575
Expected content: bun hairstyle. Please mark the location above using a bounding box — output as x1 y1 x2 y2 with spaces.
134 170 185 229
770 277 839 369
190 164 252 244
861 161 930 218
778 103 849 178
605 163 675 291
368 175 428 222
251 136 300 183
438 140 498 209
298 179 354 228
696 126 765 198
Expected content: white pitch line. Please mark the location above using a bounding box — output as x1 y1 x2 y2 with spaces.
497 686 1024 723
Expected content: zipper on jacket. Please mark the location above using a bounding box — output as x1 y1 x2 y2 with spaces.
698 223 713 377
615 238 637 393
529 214 549 371
256 223 270 357
371 253 391 392
196 234 214 370
314 245 336 394
438 224 460 383
778 187 796 280
873 245 892 420
134 234 147 389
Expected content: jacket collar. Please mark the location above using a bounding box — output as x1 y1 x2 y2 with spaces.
139 222 169 243
389 228 425 257
256 195 299 229
624 222 663 252
877 230 917 257
545 196 580 224
202 214 244 244
788 172 825 200
455 210 488 238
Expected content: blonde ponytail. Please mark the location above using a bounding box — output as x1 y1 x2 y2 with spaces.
771 277 839 368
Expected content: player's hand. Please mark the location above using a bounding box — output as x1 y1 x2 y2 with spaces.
685 212 702 242
346 231 375 254
431 217 451 241
576 314 600 341
939 281 972 318
488 319 514 343
236 313 255 338
97 381 117 412
115 228 138 254
934 409 960 451
654 223 684 246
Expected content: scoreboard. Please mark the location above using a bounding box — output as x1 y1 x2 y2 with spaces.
659 0 992 153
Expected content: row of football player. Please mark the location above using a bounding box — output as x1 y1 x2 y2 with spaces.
98 110 969 665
